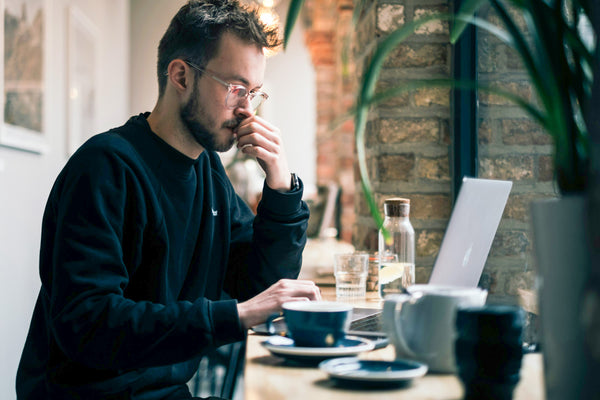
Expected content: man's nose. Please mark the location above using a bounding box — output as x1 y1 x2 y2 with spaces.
234 98 253 118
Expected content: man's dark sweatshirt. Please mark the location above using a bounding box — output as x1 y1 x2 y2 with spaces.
16 113 309 399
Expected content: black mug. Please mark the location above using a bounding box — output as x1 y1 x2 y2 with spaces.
455 305 525 400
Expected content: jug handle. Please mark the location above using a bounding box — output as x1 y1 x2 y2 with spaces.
382 294 419 358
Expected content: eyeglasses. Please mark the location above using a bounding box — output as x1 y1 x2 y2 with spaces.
185 61 268 110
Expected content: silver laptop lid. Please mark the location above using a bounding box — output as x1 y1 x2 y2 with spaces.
428 177 512 287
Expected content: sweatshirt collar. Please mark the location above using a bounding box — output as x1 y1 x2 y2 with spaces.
130 113 204 179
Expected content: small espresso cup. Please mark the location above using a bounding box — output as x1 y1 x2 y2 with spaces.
275 301 353 347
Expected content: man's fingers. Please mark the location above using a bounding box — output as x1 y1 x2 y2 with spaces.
270 279 320 301
292 279 320 285
251 115 277 131
237 114 278 133
315 288 323 301
278 279 317 287
236 119 281 148
237 279 323 329
237 130 280 152
285 297 310 303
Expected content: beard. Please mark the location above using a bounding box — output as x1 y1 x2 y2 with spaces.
180 84 239 152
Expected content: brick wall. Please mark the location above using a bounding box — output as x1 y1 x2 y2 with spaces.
303 0 555 305
303 0 358 242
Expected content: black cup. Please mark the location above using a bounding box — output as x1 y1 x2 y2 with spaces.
456 304 525 344
455 339 523 380
269 301 353 347
455 305 525 400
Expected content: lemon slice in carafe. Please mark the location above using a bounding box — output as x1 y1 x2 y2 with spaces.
379 262 405 285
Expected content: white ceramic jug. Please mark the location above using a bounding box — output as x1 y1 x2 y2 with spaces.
383 285 487 373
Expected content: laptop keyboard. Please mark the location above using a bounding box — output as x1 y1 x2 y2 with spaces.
349 308 383 333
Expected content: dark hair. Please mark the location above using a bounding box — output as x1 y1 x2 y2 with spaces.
156 0 281 96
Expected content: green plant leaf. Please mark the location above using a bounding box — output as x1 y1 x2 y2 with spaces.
283 0 305 50
488 0 551 116
451 14 512 43
487 0 590 192
450 0 487 42
353 0 368 25
354 98 385 236
561 7 595 106
493 0 589 192
578 0 594 22
527 1 579 187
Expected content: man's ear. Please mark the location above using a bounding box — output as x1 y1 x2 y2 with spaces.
166 59 191 93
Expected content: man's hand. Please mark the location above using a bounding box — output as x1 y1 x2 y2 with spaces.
236 279 322 329
234 115 291 191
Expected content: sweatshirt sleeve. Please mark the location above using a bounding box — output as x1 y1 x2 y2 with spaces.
225 177 309 300
45 147 245 370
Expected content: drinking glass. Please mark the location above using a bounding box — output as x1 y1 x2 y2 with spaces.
334 253 369 301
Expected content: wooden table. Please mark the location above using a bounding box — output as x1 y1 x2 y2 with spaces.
243 287 545 400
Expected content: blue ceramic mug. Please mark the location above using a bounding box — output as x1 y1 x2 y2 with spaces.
268 301 353 347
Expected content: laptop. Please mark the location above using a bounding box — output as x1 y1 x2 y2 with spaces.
350 177 513 335
428 177 513 286
253 178 512 341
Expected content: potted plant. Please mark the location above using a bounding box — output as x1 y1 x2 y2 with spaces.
283 0 599 397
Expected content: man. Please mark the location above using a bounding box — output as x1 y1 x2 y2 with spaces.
16 1 320 398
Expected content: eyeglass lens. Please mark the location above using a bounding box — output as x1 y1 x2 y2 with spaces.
226 87 266 110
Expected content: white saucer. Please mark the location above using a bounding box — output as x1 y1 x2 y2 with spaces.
261 336 374 363
319 357 428 386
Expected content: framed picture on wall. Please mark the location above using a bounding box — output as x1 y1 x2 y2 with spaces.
66 5 98 157
1 0 47 153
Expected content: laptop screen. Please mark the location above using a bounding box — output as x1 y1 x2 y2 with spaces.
428 177 512 287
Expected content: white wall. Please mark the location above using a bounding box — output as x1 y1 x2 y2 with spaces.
264 3 317 195
129 0 184 113
0 1 129 398
129 0 317 193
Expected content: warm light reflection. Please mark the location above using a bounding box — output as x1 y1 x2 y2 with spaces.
259 7 279 28
245 1 283 57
